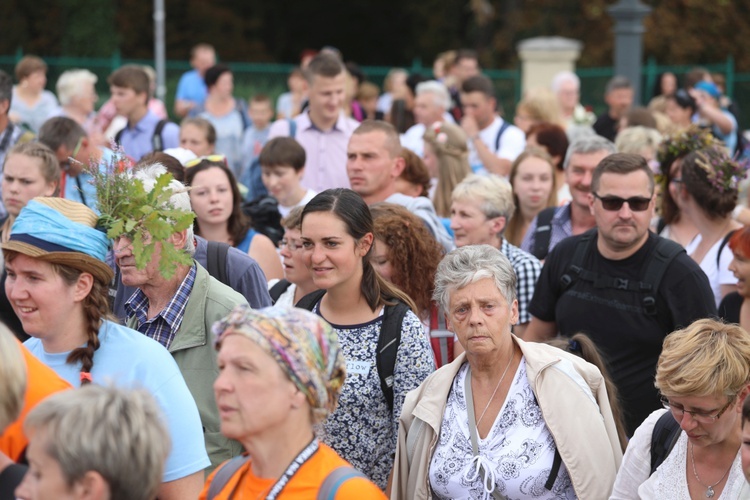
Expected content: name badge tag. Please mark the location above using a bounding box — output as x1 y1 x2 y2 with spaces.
347 361 371 376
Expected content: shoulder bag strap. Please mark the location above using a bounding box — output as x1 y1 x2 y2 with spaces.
650 410 681 475
717 229 737 268
494 120 511 151
206 455 251 500
464 368 507 500
316 466 368 500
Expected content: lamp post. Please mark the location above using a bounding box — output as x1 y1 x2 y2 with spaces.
608 0 651 104
153 0 166 102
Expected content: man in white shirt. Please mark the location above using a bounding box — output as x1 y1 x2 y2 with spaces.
460 74 525 177
400 81 452 157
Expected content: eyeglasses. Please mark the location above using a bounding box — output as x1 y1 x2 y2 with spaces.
184 154 227 169
670 178 683 185
280 238 302 251
592 193 652 212
660 395 735 424
60 137 84 171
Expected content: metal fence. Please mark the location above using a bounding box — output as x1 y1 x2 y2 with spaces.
0 51 745 129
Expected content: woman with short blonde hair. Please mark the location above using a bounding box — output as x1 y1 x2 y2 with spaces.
611 318 750 499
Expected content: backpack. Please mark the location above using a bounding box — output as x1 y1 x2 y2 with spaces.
114 119 169 153
296 289 410 411
269 278 293 304
241 195 284 246
243 118 297 202
531 206 557 260
205 454 367 500
650 411 680 475
205 240 231 286
559 229 684 318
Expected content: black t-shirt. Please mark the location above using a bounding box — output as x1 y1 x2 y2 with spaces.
529 231 716 435
718 291 742 323
593 112 618 142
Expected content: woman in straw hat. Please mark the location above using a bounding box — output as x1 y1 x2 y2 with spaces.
202 306 386 499
2 197 210 499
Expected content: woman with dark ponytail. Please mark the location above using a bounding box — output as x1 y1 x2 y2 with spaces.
299 188 435 489
2 197 210 499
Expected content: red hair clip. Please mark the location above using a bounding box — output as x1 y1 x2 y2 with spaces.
80 372 93 383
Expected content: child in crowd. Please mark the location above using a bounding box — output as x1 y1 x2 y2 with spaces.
259 137 316 217
241 94 274 179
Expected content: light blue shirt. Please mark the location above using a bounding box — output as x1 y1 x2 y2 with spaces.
118 110 179 161
25 320 211 481
175 69 208 106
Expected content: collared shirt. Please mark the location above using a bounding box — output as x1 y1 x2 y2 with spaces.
267 111 359 192
500 238 542 324
125 264 197 349
521 203 574 258
118 109 180 161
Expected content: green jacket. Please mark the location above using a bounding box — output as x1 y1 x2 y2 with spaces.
128 263 248 471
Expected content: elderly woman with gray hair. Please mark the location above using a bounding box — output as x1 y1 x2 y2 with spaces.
390 245 623 500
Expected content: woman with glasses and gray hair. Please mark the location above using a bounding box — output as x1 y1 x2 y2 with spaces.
611 318 750 499
391 245 622 500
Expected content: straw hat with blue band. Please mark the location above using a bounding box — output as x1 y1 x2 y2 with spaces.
1 197 114 284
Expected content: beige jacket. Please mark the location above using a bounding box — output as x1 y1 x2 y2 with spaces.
390 335 623 500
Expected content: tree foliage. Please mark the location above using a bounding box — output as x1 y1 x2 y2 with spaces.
1 0 749 69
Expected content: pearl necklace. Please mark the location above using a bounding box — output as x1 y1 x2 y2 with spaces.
689 441 733 498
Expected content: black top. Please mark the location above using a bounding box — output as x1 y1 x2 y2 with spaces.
593 112 619 142
529 232 717 434
0 463 27 500
0 270 27 341
718 291 743 324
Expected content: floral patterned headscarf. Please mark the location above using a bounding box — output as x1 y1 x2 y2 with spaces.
213 306 346 420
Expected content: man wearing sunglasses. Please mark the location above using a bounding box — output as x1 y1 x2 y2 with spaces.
38 116 112 211
525 153 716 435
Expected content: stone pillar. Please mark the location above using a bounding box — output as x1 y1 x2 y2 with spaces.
516 37 583 94
608 0 651 104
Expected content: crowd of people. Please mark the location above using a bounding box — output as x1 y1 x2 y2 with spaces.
2 43 750 499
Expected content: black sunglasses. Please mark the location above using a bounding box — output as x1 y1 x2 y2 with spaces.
593 193 651 212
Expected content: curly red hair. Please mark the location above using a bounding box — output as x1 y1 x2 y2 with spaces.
371 203 443 315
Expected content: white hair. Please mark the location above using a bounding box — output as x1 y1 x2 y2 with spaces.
551 71 580 93
416 80 451 111
56 69 97 107
133 163 195 255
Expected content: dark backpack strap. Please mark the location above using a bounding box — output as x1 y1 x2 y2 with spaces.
532 207 557 260
639 237 684 316
545 448 563 490
288 118 297 138
494 120 511 151
269 279 293 304
377 301 410 411
151 119 169 152
206 454 251 500
295 289 327 310
114 127 124 145
717 229 737 268
559 229 597 290
650 411 681 475
655 217 666 235
316 466 368 500
206 240 231 287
